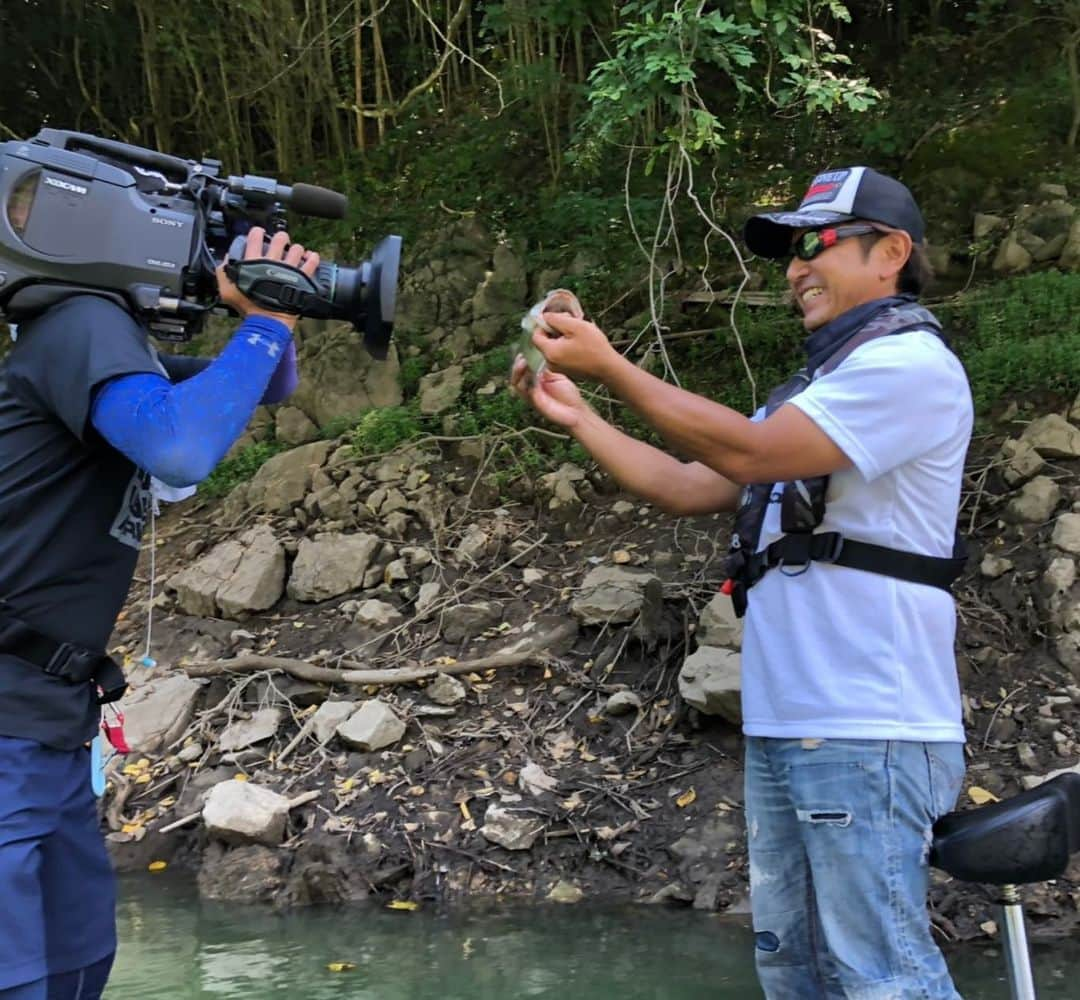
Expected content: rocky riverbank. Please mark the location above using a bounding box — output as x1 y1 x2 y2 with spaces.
100 392 1080 945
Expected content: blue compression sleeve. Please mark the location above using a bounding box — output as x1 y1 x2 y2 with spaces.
91 316 292 487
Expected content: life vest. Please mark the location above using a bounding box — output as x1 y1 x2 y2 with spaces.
722 303 967 618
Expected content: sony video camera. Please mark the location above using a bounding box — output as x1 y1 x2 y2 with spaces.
0 129 401 357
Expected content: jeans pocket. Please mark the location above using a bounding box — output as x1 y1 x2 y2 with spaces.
925 743 965 819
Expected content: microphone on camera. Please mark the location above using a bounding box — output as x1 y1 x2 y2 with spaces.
285 183 348 220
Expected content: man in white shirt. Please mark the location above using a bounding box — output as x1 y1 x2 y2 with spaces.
511 167 971 999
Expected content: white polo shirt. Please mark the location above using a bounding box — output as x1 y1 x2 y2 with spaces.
740 328 972 743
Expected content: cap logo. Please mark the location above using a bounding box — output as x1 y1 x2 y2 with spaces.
799 169 852 209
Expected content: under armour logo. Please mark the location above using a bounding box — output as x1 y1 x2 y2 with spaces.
247 333 282 358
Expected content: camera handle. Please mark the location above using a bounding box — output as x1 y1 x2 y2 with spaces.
223 258 333 318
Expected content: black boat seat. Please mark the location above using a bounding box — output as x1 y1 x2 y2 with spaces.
930 772 1080 885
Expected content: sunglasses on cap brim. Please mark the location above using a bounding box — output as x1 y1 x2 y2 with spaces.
788 224 882 261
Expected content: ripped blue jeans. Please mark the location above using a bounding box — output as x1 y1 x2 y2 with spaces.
744 737 966 1000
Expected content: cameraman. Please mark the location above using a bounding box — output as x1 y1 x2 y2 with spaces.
0 226 319 1000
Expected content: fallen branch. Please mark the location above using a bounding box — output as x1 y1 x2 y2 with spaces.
183 620 577 688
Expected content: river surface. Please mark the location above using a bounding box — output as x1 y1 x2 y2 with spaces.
104 875 1080 998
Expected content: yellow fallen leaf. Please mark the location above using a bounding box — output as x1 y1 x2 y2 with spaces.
340 778 356 792
234 774 249 782
407 785 426 797
968 786 1000 805
148 861 167 873
326 962 356 972
121 823 143 836
459 801 473 822
387 900 419 911
612 550 632 564
134 774 152 785
676 787 697 809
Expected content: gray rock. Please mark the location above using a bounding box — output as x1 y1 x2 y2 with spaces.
427 673 466 706
480 803 544 851
287 532 381 601
247 440 334 514
455 526 490 565
980 554 1014 579
121 673 203 753
604 690 642 716
384 558 409 585
442 601 501 643
1021 414 1080 459
992 233 1032 274
202 780 290 846
274 406 320 446
697 593 744 649
288 323 402 427
973 213 1005 240
353 599 403 629
1059 216 1080 271
1006 475 1062 524
547 881 584 904
679 646 742 724
311 700 356 744
177 742 204 763
415 581 442 618
1070 389 1080 424
1052 513 1080 555
418 365 464 415
539 463 586 509
336 700 406 751
1000 438 1045 487
571 565 661 625
215 525 287 617
169 539 245 617
218 708 282 752
1044 557 1077 594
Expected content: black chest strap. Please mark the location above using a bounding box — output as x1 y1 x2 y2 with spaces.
0 602 127 704
725 531 967 615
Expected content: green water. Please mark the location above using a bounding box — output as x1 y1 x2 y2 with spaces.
105 875 1080 999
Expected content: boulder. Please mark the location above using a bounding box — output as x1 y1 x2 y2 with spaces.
202 779 291 846
427 673 466 706
287 532 381 601
417 365 464 416
246 440 334 514
1020 414 1080 459
215 525 287 618
218 708 282 753
679 646 742 724
274 406 320 446
1000 438 1045 487
1052 513 1080 555
1005 476 1062 524
310 700 356 744
120 673 203 753
480 802 544 851
442 601 501 643
571 566 661 625
336 700 406 751
697 593 743 649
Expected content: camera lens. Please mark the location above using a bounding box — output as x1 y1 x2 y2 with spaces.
311 235 401 360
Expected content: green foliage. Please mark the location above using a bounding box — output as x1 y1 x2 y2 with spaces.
349 405 428 457
578 0 878 170
941 271 1080 413
200 441 286 499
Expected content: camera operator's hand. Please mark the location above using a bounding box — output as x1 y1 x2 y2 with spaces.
216 226 321 331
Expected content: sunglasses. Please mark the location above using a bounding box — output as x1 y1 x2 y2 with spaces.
789 224 880 261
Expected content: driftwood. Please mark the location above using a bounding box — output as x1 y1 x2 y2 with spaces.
182 620 577 688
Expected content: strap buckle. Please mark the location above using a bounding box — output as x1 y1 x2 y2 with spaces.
44 642 100 684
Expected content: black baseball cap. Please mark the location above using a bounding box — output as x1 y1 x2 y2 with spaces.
744 167 925 259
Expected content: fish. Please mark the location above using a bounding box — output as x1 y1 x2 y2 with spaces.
517 288 584 378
